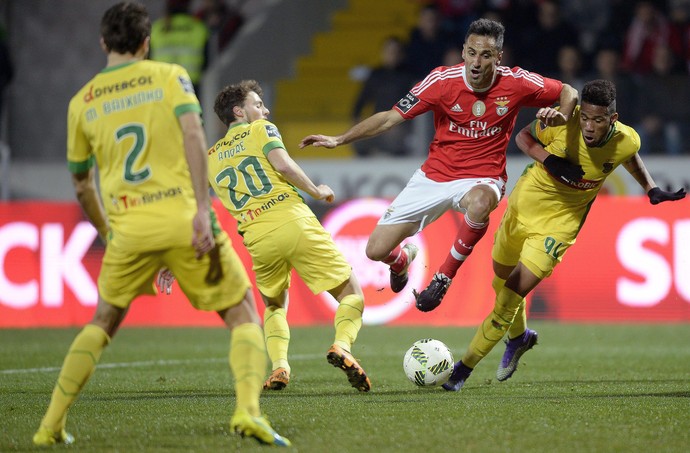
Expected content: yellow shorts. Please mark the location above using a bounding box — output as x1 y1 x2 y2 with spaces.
98 232 251 311
244 216 351 298
491 208 573 280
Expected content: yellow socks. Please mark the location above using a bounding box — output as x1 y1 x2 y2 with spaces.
39 324 110 431
507 300 527 339
491 274 506 297
333 294 364 352
463 287 523 368
263 306 290 372
492 275 528 341
230 322 266 417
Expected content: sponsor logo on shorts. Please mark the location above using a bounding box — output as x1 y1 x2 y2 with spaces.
239 192 291 223
110 187 183 211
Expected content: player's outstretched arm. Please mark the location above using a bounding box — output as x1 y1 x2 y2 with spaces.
299 109 405 149
647 187 686 204
623 153 687 204
267 147 335 203
515 124 549 162
299 133 339 149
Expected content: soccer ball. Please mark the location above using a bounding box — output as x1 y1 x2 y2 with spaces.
403 338 454 386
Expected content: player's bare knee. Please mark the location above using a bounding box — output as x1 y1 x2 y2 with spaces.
466 197 494 221
326 276 361 301
365 242 387 262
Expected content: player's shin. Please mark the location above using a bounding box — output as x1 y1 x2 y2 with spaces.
439 216 488 278
333 294 364 351
507 300 527 339
40 324 110 431
382 246 404 273
263 306 290 372
230 323 266 417
462 288 523 368
492 276 527 336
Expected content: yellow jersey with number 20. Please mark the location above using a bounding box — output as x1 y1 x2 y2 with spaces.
208 120 314 243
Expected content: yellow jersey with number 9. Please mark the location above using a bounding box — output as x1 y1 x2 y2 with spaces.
67 60 201 251
207 120 314 242
509 105 640 240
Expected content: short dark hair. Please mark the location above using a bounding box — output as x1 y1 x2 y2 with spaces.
582 79 617 114
101 2 150 54
214 80 264 126
466 18 505 50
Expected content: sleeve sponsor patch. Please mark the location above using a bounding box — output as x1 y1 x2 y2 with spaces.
395 92 420 114
177 76 195 94
265 124 281 138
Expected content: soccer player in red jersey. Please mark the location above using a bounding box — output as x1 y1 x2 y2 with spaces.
300 18 578 311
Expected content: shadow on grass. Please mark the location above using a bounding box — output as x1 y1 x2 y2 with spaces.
56 378 690 403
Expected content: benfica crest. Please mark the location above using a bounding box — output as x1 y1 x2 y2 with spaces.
495 96 510 116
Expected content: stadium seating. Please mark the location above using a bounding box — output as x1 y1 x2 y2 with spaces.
272 0 420 158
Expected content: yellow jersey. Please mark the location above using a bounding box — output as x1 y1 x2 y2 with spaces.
509 105 641 240
208 120 314 242
67 60 202 251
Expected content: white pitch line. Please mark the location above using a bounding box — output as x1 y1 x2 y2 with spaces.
0 353 324 375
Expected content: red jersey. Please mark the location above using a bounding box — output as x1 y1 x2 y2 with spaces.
393 64 563 182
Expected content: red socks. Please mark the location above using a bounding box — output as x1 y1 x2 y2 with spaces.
438 215 488 279
383 246 407 274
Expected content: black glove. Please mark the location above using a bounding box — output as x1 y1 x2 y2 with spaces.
543 154 585 183
647 187 686 205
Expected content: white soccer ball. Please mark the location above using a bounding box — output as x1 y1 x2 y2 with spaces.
403 338 454 386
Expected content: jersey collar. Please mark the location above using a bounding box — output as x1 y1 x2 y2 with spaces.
101 61 139 73
594 123 616 147
462 64 498 93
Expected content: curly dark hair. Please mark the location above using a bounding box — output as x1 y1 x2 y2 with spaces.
214 80 264 127
582 79 617 114
466 18 505 50
100 2 151 55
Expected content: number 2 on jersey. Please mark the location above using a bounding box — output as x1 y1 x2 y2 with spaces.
117 123 151 184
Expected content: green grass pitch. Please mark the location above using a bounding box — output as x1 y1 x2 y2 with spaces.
2 322 689 452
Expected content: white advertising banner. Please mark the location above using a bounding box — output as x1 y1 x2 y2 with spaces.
299 155 690 203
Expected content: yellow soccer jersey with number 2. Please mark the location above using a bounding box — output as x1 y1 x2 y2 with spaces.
67 60 202 251
509 105 641 242
208 120 314 242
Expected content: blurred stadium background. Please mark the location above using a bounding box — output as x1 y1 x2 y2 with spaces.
0 0 688 328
